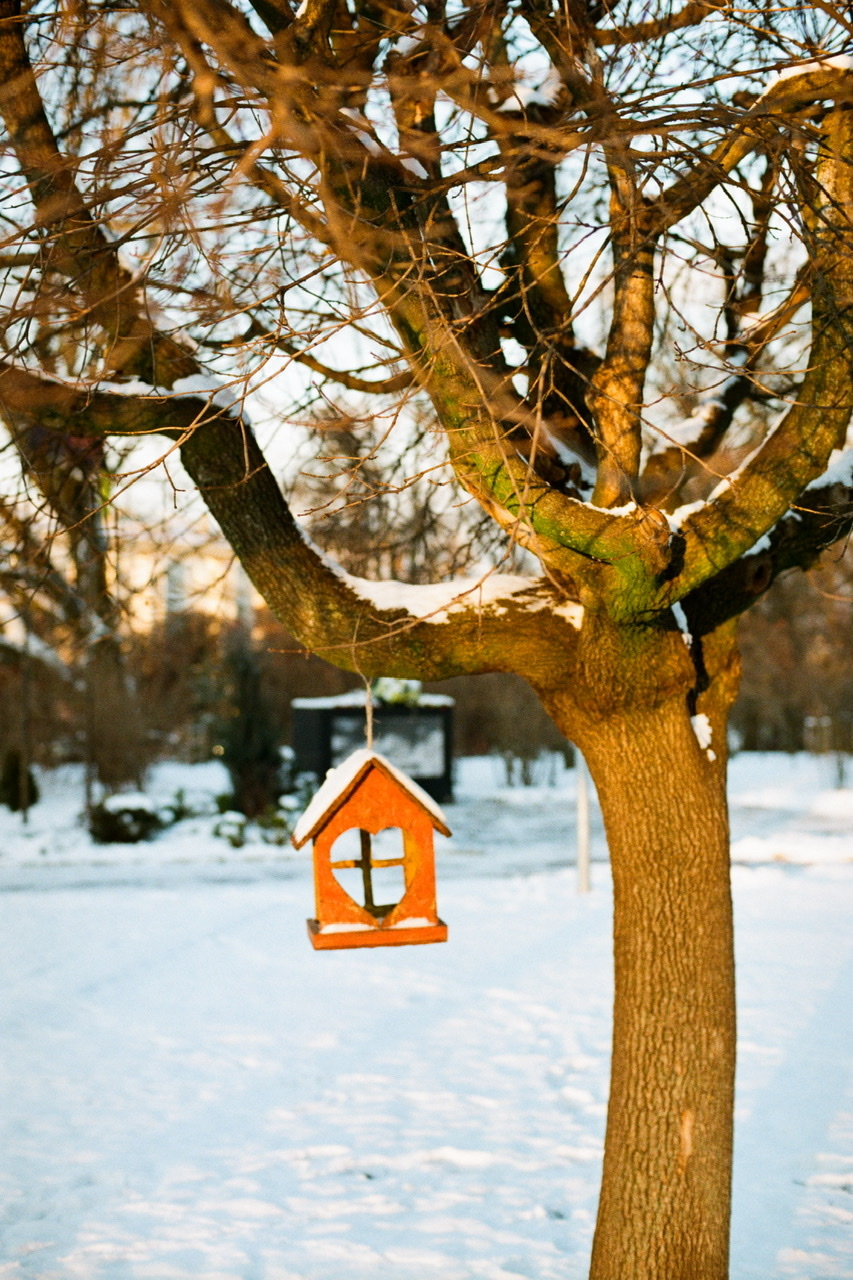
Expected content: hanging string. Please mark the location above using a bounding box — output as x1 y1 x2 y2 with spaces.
363 676 374 751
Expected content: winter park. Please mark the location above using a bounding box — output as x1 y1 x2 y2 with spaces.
0 746 852 1279
1 0 853 1276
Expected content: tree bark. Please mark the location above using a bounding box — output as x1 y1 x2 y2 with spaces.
541 621 739 1279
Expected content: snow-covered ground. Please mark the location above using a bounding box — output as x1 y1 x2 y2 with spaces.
0 754 850 1279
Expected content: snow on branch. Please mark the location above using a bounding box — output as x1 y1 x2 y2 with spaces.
96 375 252 422
340 571 584 628
300 514 583 630
806 446 853 492
769 54 853 87
492 67 563 114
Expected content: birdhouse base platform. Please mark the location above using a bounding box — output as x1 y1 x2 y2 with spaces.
307 918 448 950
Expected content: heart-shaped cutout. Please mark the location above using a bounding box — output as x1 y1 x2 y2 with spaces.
329 826 406 919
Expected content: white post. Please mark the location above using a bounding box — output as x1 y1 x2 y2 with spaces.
235 564 254 630
577 751 591 894
165 559 185 617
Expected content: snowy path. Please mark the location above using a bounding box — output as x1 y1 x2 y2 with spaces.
0 876 612 1279
0 755 851 1278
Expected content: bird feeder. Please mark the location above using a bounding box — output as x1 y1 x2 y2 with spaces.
291 748 450 950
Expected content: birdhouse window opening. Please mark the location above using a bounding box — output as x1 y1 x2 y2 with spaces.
329 826 407 920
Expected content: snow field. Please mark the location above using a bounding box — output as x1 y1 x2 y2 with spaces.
0 753 850 1278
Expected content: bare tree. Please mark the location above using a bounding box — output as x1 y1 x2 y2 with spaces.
734 549 853 755
1 0 852 1273
0 435 147 790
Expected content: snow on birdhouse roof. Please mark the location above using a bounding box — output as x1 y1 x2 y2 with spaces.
291 748 451 848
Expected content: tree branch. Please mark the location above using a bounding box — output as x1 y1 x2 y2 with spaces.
594 0 727 47
687 458 853 635
651 61 853 237
641 268 812 506
672 106 853 597
0 361 584 682
241 320 414 394
589 129 655 506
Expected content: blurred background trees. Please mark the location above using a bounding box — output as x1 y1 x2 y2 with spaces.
0 0 850 805
3 491 852 798
4 384 850 800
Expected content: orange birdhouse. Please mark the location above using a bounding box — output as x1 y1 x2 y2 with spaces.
291 749 450 950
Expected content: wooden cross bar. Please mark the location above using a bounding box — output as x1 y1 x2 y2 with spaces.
329 828 406 916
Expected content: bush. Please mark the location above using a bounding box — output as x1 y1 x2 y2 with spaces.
258 800 305 845
158 787 195 825
213 810 247 848
89 792 161 843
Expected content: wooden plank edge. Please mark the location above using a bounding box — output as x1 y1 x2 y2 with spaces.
306 919 448 950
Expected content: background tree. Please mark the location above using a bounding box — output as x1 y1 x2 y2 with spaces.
0 415 147 791
1 1 852 1276
0 477 143 793
292 407 510 581
733 550 853 761
219 626 285 815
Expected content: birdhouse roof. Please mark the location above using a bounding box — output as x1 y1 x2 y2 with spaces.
291 748 451 848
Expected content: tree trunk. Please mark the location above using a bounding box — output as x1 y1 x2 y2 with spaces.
86 636 147 791
540 622 738 1279
586 703 734 1278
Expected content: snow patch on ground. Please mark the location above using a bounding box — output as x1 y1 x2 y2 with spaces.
2 753 852 873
